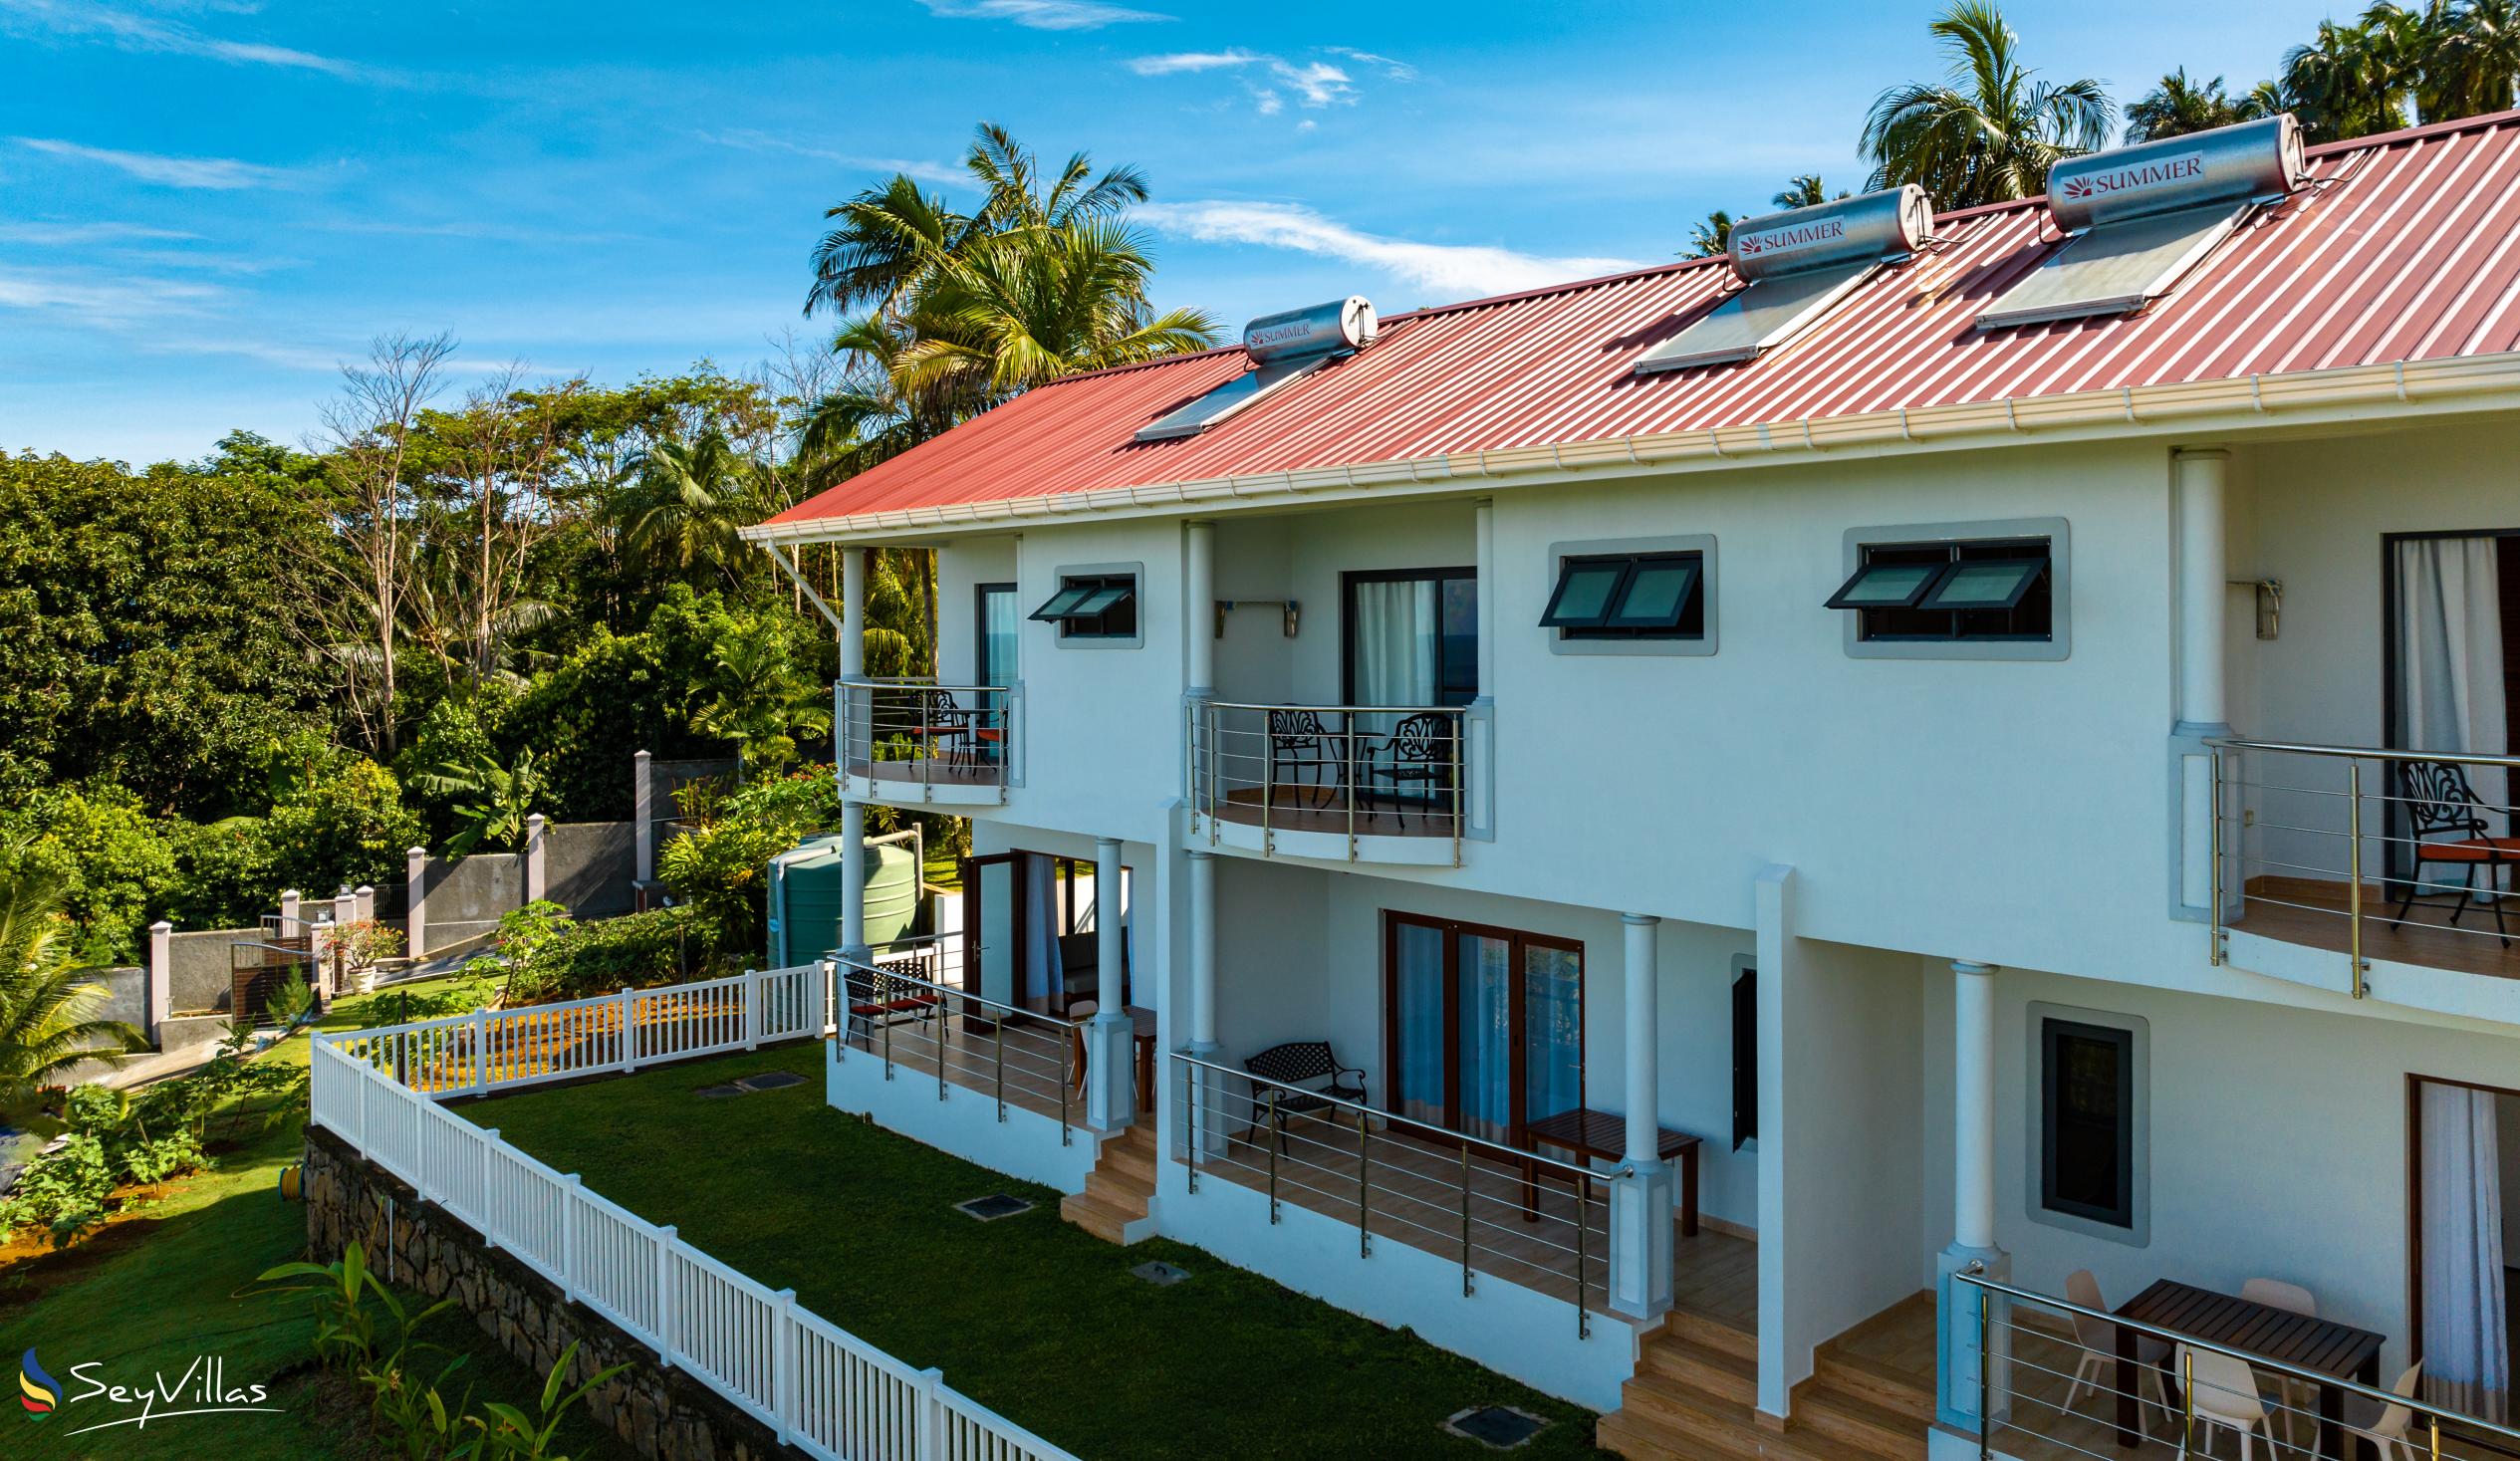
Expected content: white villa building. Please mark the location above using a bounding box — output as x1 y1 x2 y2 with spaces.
744 112 2520 1460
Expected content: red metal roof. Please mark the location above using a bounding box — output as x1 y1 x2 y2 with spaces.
768 111 2520 530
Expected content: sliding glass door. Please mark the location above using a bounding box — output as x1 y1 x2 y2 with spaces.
1384 912 1583 1146
1343 568 1477 708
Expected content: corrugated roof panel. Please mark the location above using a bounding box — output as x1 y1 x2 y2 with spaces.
764 111 2520 532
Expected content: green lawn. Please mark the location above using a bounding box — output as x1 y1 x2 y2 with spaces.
466 1042 1603 1460
0 975 630 1461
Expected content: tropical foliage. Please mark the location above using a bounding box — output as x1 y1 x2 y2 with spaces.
1861 0 2116 205
0 862 143 1118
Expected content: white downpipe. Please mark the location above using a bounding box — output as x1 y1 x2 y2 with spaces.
2174 448 2230 733
1187 851 1217 1049
839 547 869 959
1185 521 1215 698
1952 960 1999 1251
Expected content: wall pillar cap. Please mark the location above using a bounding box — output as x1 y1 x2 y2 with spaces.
1621 911 1661 927
1950 959 2000 976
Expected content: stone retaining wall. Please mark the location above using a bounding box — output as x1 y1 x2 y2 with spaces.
301 1125 796 1461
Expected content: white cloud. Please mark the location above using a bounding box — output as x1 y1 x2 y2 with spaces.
12 136 297 189
1323 46 1415 82
696 128 964 187
0 220 200 245
913 0 1168 30
0 0 368 79
0 266 223 328
1126 49 1258 76
1138 199 1640 301
1126 47 1370 113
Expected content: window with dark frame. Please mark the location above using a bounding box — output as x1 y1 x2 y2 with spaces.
1539 552 1706 640
1029 573 1137 640
2039 1017 2136 1230
1828 538 2053 642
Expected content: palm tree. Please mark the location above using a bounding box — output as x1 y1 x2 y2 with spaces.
2282 15 2412 140
1771 176 1846 209
1860 0 2116 206
613 430 772 587
409 747 545 855
1685 210 1736 258
0 862 140 1115
2423 0 2520 119
691 613 833 780
2125 69 2279 141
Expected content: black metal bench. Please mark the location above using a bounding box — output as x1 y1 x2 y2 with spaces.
1237 1040 1367 1153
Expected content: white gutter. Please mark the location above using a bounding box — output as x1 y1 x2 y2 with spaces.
740 351 2520 546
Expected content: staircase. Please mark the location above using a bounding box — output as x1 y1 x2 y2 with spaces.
1059 1122 1156 1244
1597 1305 1933 1461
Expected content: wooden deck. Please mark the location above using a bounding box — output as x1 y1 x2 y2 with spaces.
2238 875 2520 980
1204 784 1459 839
839 1004 1089 1127
846 755 1005 789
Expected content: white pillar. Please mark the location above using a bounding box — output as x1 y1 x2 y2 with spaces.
1184 850 1223 1156
839 549 871 965
1608 912 1673 1321
1938 959 2011 1429
279 887 301 931
523 813 548 905
1086 837 1134 1130
2173 448 2231 735
1473 499 1497 698
405 848 427 959
354 883 375 925
1185 522 1216 698
146 920 172 1046
329 888 357 997
633 749 654 885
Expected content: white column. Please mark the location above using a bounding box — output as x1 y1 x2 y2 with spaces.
1184 849 1223 1156
1086 837 1134 1129
838 548 871 963
2173 447 2231 735
633 749 654 885
405 849 427 959
523 813 548 905
354 883 375 924
1937 958 2011 1429
146 920 172 1047
1185 522 1216 698
1473 499 1497 697
279 887 301 931
1608 912 1673 1321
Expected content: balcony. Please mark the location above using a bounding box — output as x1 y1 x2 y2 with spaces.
2209 739 2520 1009
836 677 1013 808
1189 701 1467 866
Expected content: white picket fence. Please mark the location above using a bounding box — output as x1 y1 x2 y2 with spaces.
308 964 1078 1461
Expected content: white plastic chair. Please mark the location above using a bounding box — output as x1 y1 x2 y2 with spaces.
2062 1270 2170 1437
2176 1344 2280 1461
2341 1360 2424 1461
2239 1277 2318 1448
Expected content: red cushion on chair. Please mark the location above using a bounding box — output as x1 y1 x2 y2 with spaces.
2424 838 2520 862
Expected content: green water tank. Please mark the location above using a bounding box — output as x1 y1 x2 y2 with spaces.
775 836 920 966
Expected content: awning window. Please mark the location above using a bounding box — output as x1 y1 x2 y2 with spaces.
1540 553 1704 635
1916 557 2047 612
1824 559 1945 610
1028 584 1099 621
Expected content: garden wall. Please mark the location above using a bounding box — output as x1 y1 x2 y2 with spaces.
550 820 635 919
300 1125 793 1461
421 852 525 948
168 926 260 1013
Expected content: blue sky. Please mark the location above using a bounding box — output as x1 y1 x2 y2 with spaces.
3 0 2345 463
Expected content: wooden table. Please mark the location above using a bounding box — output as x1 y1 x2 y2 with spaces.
2113 1280 2385 1458
1043 1001 1157 1114
1516 1107 1702 1238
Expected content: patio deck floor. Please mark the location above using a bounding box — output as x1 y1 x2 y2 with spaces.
2238 875 2520 980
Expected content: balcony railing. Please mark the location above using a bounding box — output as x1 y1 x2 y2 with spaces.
1188 701 1465 863
2209 739 2520 993
1950 1266 2520 1460
837 677 1012 803
1167 1051 1603 1336
832 946 1090 1145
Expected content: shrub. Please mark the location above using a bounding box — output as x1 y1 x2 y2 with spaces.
656 766 841 956
506 906 698 1004
0 1133 114 1247
0 784 176 963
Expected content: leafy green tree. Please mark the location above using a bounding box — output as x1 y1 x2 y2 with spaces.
2125 69 2279 140
1861 0 2115 206
614 429 776 589
496 586 735 822
2282 13 2416 140
0 861 142 1117
410 746 546 855
2424 0 2520 119
1685 210 1736 258
1771 175 1846 209
0 786 176 964
693 610 833 781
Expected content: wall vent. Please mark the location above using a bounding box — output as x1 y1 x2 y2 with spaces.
1635 185 1935 374
1135 297 1378 442
1978 115 2308 330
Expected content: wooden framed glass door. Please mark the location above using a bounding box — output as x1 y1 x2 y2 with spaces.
1383 911 1583 1146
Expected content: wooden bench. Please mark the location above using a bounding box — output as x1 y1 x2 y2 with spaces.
1517 1106 1702 1237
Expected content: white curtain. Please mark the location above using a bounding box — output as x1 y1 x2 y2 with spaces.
1459 933 1513 1144
1021 853 1058 1006
2420 1081 2511 1421
1352 579 1439 718
2395 538 2510 839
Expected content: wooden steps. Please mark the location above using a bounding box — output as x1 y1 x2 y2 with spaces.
1059 1122 1156 1245
1596 1302 1934 1461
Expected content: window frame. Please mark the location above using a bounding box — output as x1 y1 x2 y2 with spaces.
1840 518 2071 662
2025 1002 2149 1246
1036 562 1144 649
1545 534 1719 657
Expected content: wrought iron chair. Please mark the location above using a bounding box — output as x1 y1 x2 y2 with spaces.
1235 1040 1368 1153
2391 758 2520 946
1266 708 1346 810
1365 712 1459 831
916 689 978 768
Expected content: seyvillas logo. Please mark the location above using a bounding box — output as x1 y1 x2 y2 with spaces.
20 1349 59 1419
1735 215 1846 258
2061 149 2206 202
